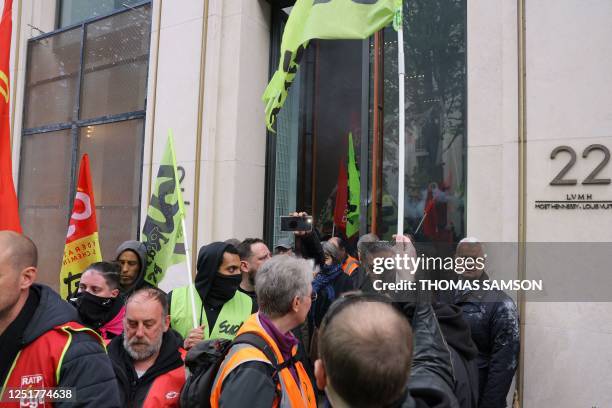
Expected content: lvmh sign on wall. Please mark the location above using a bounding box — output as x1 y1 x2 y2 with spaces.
535 144 612 210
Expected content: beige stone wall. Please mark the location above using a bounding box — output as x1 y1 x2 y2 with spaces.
468 0 612 406
141 0 270 284
522 1 612 406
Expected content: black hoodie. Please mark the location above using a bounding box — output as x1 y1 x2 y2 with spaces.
194 241 231 303
168 242 254 332
108 329 185 407
434 303 479 408
0 284 121 407
396 303 460 408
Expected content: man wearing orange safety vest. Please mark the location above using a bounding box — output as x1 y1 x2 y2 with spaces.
108 288 186 407
210 255 316 408
328 236 359 276
0 231 120 407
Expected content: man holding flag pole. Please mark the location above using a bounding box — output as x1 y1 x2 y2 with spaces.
141 132 254 348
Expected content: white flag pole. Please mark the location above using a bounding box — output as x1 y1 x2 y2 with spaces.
414 210 428 235
181 217 198 330
168 130 198 330
396 20 406 237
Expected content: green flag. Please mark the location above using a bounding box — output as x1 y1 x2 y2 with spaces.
142 131 187 286
263 0 402 130
346 132 360 237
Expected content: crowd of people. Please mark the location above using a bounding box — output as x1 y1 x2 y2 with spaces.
0 222 519 408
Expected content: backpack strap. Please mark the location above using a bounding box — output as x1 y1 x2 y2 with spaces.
233 333 279 367
232 332 295 400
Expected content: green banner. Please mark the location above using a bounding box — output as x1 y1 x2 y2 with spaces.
263 0 402 130
346 132 360 237
142 131 187 286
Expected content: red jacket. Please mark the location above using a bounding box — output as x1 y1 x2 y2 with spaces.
108 330 186 407
0 284 120 407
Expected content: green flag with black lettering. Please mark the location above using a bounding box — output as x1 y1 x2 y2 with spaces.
263 0 402 131
141 131 187 286
346 132 360 237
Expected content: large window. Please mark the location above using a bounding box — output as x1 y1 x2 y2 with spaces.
266 0 467 247
58 0 144 28
19 4 151 289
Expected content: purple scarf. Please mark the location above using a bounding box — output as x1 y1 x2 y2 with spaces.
258 313 299 383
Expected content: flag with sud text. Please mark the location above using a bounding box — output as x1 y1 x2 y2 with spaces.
263 0 402 130
141 132 187 291
60 154 102 299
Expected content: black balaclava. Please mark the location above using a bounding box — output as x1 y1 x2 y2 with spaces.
207 274 242 306
195 242 241 307
71 292 122 329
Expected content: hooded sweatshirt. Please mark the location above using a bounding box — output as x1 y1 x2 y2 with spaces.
168 242 254 335
434 303 479 408
116 240 155 297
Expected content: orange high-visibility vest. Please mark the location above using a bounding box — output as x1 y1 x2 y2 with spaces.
342 255 359 276
210 314 316 408
0 321 103 408
142 348 187 408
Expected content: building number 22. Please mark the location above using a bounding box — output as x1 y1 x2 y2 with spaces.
550 144 611 186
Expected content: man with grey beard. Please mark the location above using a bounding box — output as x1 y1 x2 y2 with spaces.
108 288 186 407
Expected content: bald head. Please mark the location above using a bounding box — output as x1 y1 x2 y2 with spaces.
0 232 38 334
318 300 412 407
456 239 485 280
328 237 346 261
0 231 38 272
328 237 340 248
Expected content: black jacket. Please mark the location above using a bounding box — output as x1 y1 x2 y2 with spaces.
295 229 325 268
398 303 460 408
108 329 185 407
456 275 520 408
296 231 355 329
8 284 121 407
434 303 479 408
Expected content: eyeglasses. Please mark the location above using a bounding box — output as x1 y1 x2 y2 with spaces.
310 292 318 302
320 291 391 330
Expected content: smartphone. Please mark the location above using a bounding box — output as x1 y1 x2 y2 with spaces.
280 215 313 232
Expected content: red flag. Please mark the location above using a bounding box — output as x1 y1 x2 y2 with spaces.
422 188 438 239
333 158 348 232
60 154 102 299
0 0 21 232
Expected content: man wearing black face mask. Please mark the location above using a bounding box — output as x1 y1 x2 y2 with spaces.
168 242 255 349
72 261 125 342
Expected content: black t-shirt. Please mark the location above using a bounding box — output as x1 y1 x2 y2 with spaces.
201 289 257 333
0 288 40 384
237 286 258 312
